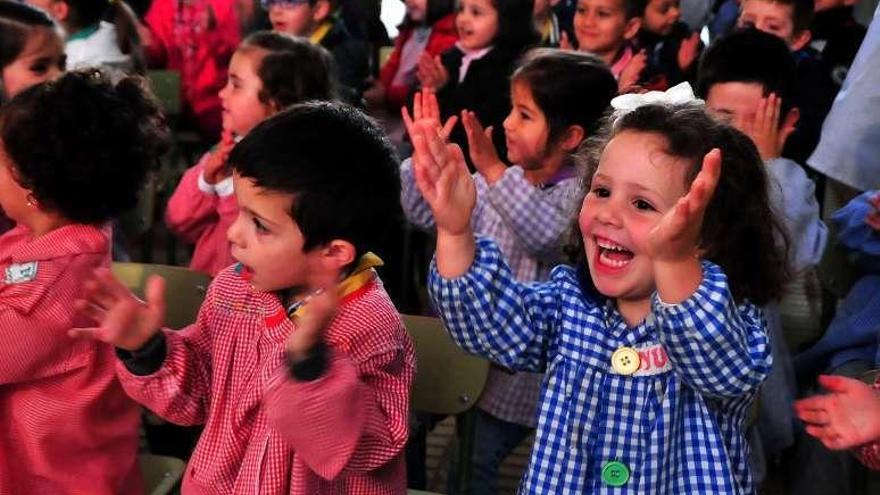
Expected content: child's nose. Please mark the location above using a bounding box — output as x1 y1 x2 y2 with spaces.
226 215 244 246
595 202 622 226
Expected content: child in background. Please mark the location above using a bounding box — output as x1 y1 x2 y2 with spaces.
562 0 648 91
697 26 828 480
737 0 838 165
0 70 168 494
417 0 539 167
636 0 701 90
0 1 64 101
402 48 617 493
25 0 144 72
366 0 456 112
411 93 787 492
265 0 369 98
166 32 335 277
534 0 564 46
141 0 240 142
72 101 415 494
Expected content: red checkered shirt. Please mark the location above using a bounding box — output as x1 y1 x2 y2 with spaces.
116 265 415 494
0 224 142 495
856 376 880 470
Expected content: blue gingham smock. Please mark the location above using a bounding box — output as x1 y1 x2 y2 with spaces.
429 238 772 494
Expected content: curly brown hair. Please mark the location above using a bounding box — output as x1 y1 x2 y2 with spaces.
568 102 791 306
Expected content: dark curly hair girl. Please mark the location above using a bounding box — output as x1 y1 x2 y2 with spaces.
570 102 791 306
0 69 169 224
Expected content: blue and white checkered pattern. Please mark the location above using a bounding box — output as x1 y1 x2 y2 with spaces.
402 159 582 426
429 238 772 494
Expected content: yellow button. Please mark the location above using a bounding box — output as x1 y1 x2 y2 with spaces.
611 347 640 375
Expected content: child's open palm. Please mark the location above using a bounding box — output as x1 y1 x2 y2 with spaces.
203 128 235 184
69 269 165 352
461 110 506 184
677 32 701 71
410 121 476 237
417 54 449 92
285 271 340 360
737 93 794 161
795 375 880 450
647 148 721 261
402 89 458 142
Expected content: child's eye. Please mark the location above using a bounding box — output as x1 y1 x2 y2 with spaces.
592 186 610 198
634 199 655 211
253 218 269 233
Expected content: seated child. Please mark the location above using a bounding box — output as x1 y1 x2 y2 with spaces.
72 101 415 494
265 0 369 97
140 0 240 142
166 32 335 276
366 0 457 112
401 48 617 493
0 1 64 102
0 70 168 494
416 0 539 167
737 0 838 164
796 373 880 470
698 26 829 473
25 0 144 72
636 0 701 90
534 0 565 46
795 190 880 378
409 92 787 492
563 0 648 91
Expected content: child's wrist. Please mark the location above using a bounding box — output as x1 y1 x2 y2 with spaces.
654 256 703 304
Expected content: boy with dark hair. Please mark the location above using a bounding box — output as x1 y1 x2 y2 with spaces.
264 0 369 96
72 101 415 495
736 0 839 164
697 26 827 483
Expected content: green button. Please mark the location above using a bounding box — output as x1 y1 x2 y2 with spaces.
601 461 630 487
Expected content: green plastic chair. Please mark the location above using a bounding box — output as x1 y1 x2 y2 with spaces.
140 453 186 495
112 262 211 329
403 315 490 495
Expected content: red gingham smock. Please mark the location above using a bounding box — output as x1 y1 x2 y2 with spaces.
0 224 142 495
116 264 415 494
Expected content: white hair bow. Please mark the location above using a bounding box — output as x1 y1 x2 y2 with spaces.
610 82 704 116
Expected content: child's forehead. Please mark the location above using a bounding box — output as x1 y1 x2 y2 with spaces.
579 0 626 10
742 0 795 17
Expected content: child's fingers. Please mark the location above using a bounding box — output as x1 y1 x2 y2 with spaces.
817 374 860 393
412 131 441 185
424 88 439 120
691 148 722 207
144 275 166 322
67 326 103 341
413 91 423 121
441 115 458 140
74 299 107 324
797 409 832 426
401 106 415 136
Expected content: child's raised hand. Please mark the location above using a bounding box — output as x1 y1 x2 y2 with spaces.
737 93 794 161
677 32 701 71
795 375 880 450
461 110 506 184
618 50 647 93
285 271 340 361
866 192 880 232
559 30 574 50
402 89 458 142
410 120 476 237
417 54 449 92
647 148 722 262
69 268 165 351
203 128 235 184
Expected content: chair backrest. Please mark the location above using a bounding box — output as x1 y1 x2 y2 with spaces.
140 453 186 495
112 262 211 329
146 70 181 117
402 314 489 416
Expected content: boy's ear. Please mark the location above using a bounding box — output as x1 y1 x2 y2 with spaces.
560 125 586 152
311 0 332 23
51 0 70 22
790 29 811 51
320 239 357 274
623 17 642 41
